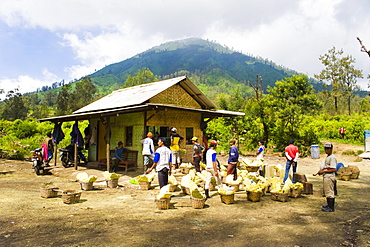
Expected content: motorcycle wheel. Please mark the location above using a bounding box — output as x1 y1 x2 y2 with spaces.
61 155 69 168
33 161 41 175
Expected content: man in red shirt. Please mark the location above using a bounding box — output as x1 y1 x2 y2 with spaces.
283 140 299 184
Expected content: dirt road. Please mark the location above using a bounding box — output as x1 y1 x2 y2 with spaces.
1 142 370 247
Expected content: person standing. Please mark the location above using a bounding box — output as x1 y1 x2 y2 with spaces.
147 137 172 188
42 132 54 166
141 132 154 172
339 127 346 139
111 141 126 173
170 127 184 169
204 140 223 199
256 140 265 176
227 139 239 181
256 140 265 160
283 140 299 184
317 142 337 212
191 136 204 173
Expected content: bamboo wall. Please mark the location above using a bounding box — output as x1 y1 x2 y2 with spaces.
146 109 203 163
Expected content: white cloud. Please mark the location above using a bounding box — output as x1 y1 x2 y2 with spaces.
0 69 60 94
0 0 369 92
60 28 168 80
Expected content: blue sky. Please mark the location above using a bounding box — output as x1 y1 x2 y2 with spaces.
0 0 369 94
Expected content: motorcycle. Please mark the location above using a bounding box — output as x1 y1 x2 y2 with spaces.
31 147 45 175
59 145 88 168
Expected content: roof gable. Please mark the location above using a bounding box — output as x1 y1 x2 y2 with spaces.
74 76 216 114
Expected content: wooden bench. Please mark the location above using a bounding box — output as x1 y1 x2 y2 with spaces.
98 150 138 173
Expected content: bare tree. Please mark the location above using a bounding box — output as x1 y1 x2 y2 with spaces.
357 37 370 58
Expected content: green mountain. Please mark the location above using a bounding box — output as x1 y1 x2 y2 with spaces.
88 38 302 99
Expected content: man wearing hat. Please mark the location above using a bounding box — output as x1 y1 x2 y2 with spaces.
317 142 337 212
141 132 154 172
170 127 184 169
191 136 204 173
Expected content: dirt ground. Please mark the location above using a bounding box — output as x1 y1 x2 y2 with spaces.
1 141 370 247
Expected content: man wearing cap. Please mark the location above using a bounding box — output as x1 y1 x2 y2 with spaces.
111 141 126 173
191 137 204 173
317 142 337 212
170 127 184 169
147 137 172 188
141 132 154 172
283 139 299 184
204 140 223 199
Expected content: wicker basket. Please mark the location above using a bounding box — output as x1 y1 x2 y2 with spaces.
155 198 170 210
62 190 82 204
181 167 191 174
289 188 302 198
271 192 289 202
40 186 59 198
340 174 351 181
191 197 206 209
350 172 359 179
230 184 240 192
348 165 360 179
168 184 178 192
246 166 260 173
220 194 235 204
209 183 217 191
173 173 184 183
247 191 262 202
181 186 191 195
106 179 119 188
139 182 151 190
80 182 93 191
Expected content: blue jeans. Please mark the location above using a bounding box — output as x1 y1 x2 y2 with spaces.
283 160 297 183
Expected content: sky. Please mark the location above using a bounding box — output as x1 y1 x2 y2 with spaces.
1 0 370 94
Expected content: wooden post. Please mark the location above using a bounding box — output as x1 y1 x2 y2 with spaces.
74 142 78 170
106 117 111 172
54 143 58 166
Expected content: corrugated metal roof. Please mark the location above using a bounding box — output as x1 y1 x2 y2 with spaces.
39 103 244 123
74 76 216 114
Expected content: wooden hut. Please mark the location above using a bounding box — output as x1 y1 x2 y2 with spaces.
40 76 244 170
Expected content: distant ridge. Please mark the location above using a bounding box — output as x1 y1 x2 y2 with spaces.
88 37 302 99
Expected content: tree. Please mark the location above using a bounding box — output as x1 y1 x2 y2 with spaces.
247 75 273 145
315 47 363 115
70 77 97 111
266 74 322 145
123 68 158 88
1 88 28 120
357 37 370 58
56 84 72 115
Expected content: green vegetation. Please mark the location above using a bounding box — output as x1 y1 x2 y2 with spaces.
0 119 88 160
0 38 368 160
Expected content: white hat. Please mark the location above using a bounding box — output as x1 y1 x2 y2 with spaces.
324 142 333 148
171 127 177 132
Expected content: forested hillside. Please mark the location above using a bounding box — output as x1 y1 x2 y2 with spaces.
89 38 302 96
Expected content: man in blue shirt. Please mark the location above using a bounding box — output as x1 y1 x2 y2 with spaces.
111 141 126 173
227 139 239 181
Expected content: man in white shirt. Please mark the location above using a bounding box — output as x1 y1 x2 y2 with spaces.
141 132 154 172
147 137 172 188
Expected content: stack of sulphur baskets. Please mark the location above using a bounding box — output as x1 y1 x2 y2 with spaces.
102 171 121 188
155 185 172 210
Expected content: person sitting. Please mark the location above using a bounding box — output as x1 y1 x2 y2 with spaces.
110 141 126 173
